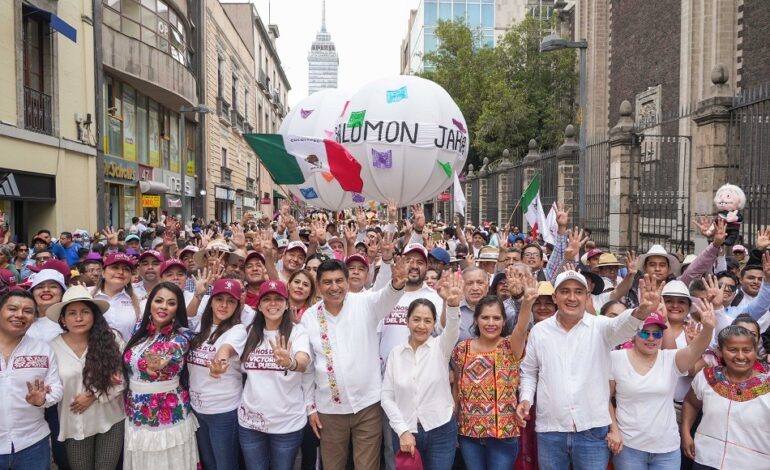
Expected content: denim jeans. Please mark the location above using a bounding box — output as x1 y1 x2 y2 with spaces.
0 436 51 470
458 434 519 470
613 446 680 470
537 426 610 470
391 419 458 470
239 426 304 470
195 409 240 470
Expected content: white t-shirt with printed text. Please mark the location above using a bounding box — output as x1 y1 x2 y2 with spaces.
188 324 248 414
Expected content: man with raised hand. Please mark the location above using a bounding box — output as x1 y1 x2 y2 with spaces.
516 271 663 470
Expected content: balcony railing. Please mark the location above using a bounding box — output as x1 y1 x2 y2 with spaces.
24 87 53 135
216 97 231 124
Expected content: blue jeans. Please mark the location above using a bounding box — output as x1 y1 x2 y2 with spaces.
537 426 610 470
0 436 51 470
458 434 519 470
390 419 458 470
195 409 240 470
613 446 680 470
239 426 304 470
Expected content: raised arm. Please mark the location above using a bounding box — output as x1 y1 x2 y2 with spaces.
679 219 726 285
437 271 463 355
509 270 536 360
364 255 408 323
609 251 638 302
675 300 715 374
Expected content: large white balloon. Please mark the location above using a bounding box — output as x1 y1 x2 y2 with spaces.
335 75 469 207
279 89 368 210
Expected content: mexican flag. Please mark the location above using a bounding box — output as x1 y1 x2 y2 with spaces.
243 134 364 192
520 175 552 243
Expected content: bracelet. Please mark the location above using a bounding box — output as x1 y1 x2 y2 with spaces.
289 357 298 371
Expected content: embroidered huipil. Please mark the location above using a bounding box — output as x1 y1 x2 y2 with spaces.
0 336 63 454
453 338 521 439
123 325 194 428
301 283 405 415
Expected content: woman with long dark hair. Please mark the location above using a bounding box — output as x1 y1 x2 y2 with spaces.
188 278 248 470
239 280 312 470
287 269 316 322
122 282 198 469
47 285 125 470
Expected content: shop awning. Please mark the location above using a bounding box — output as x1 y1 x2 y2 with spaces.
273 190 285 200
138 181 170 195
0 170 55 202
24 6 77 43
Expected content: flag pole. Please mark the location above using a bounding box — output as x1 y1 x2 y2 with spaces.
506 174 539 228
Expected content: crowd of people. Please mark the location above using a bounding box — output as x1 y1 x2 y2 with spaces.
0 201 768 470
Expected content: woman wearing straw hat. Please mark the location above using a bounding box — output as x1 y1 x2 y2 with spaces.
48 285 126 470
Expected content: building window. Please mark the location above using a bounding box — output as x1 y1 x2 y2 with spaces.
123 84 137 161
186 124 195 176
221 147 228 167
102 0 189 67
244 89 249 122
137 94 148 164
232 74 238 114
247 162 251 180
217 56 224 99
22 6 53 135
105 76 123 156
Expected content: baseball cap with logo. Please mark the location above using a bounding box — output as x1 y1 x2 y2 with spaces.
402 243 428 260
104 252 136 269
138 250 164 263
160 258 187 276
428 248 450 265
257 279 289 299
211 278 243 301
643 311 668 329
345 253 369 268
553 270 588 291
286 241 308 255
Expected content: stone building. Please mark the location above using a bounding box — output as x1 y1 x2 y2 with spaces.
308 0 339 95
0 0 98 239
201 0 289 222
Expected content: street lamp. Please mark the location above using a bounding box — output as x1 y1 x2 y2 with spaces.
540 33 588 225
179 105 212 225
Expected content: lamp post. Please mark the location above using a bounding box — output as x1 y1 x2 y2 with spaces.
540 33 588 225
179 105 211 226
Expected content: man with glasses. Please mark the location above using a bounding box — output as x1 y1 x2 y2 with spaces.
32 249 54 267
710 253 770 344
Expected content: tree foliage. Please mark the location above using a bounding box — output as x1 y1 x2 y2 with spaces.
419 16 577 167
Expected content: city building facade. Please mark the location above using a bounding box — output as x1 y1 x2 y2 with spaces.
401 0 550 74
0 0 98 240
307 0 338 95
202 0 289 223
98 0 200 228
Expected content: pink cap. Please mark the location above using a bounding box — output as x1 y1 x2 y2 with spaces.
395 449 423 470
586 248 604 259
178 245 199 258
84 251 103 263
138 250 164 263
160 258 187 276
286 241 308 255
257 279 288 300
29 259 72 281
104 252 136 269
643 312 668 330
732 245 747 254
245 251 266 265
345 253 369 268
211 278 243 301
402 243 428 260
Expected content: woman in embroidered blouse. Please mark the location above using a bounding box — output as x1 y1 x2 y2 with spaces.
122 282 198 470
681 325 770 469
239 280 311 470
47 285 125 470
382 271 463 470
187 278 247 470
288 269 316 322
452 272 535 470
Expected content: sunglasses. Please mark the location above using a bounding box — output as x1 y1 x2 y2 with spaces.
719 283 737 292
638 330 664 340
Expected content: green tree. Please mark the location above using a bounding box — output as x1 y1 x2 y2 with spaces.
420 16 577 167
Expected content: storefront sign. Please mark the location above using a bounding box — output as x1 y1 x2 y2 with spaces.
243 195 257 208
215 186 235 201
167 197 182 208
103 156 138 184
260 194 271 205
154 169 195 197
142 194 161 208
138 164 153 182
0 170 55 202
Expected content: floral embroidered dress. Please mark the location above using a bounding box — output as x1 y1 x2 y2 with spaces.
123 324 199 470
453 338 521 439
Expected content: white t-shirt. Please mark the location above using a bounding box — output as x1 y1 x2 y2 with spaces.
610 349 686 453
97 289 139 341
188 324 248 414
691 369 770 469
239 325 311 434
377 287 444 370
673 330 692 402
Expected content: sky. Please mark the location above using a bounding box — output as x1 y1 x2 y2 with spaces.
250 0 420 107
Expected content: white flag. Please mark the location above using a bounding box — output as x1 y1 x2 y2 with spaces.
543 202 558 245
453 172 466 216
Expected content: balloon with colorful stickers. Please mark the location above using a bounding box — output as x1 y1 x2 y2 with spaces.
334 75 469 207
279 88 373 211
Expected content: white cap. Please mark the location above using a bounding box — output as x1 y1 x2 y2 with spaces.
29 269 67 291
553 270 588 291
276 239 289 249
286 240 307 254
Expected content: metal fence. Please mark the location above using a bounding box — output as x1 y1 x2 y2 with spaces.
468 178 480 226
486 170 500 224
727 85 770 248
536 149 558 211
631 134 693 254
584 135 610 247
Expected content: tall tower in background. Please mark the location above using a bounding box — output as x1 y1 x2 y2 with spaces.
307 0 339 95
